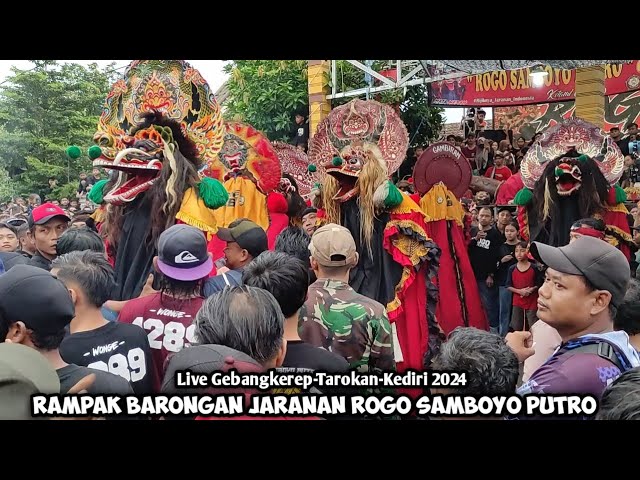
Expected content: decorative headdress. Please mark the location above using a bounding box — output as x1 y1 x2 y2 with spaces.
309 98 409 202
202 122 282 194
272 141 319 200
90 60 227 206
519 117 625 190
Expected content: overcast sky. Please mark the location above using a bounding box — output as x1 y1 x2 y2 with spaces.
0 60 470 124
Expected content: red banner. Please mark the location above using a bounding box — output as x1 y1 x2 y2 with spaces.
431 62 640 107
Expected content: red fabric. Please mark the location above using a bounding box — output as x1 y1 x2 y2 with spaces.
266 192 289 250
603 208 632 260
572 227 605 239
510 265 538 310
409 193 420 204
425 219 488 335
496 172 524 205
118 292 205 392
484 166 512 182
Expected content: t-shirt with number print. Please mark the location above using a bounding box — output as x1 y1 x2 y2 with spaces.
117 292 204 391
59 321 156 394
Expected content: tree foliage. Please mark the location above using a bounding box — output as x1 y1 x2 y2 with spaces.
0 61 117 198
222 61 309 141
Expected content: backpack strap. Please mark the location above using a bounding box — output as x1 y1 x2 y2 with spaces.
221 272 231 286
561 340 626 372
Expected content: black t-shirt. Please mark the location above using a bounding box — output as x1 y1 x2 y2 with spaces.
57 364 133 394
59 322 155 394
468 226 503 281
495 243 518 286
282 341 350 373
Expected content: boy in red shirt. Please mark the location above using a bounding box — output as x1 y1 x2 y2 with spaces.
484 151 512 182
506 241 543 331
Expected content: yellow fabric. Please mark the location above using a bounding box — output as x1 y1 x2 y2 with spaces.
418 183 465 227
390 193 427 218
213 177 269 230
176 187 219 237
90 206 106 224
605 203 629 214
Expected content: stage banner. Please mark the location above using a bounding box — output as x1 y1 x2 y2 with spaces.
431 62 640 107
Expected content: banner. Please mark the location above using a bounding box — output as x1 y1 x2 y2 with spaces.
492 90 640 139
431 62 640 107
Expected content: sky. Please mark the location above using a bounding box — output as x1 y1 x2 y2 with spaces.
0 60 472 124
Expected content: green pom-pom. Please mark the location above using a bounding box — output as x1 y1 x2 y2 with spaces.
577 154 589 163
87 179 108 205
66 145 81 159
384 181 403 208
88 145 102 160
332 156 343 166
554 167 564 177
198 177 229 209
615 184 627 204
308 164 317 173
513 188 533 206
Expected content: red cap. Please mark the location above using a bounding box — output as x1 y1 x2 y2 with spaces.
28 203 70 227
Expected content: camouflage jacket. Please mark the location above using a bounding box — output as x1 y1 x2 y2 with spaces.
298 278 396 374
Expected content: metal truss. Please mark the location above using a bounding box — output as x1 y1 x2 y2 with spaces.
327 60 469 100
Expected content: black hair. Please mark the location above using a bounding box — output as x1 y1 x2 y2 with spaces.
31 327 67 351
242 251 308 318
505 221 519 232
570 217 605 232
615 278 640 335
596 367 640 420
515 240 529 250
431 327 519 396
56 227 105 256
274 227 311 269
478 207 493 216
51 251 115 308
0 222 18 237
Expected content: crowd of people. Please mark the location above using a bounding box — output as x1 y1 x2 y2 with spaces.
3 101 640 421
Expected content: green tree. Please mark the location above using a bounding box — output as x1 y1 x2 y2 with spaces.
0 60 117 197
0 167 14 202
222 61 309 141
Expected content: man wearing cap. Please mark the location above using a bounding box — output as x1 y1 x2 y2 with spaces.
300 223 395 373
202 218 268 297
54 251 156 394
118 224 212 387
514 236 640 417
0 265 133 394
26 202 70 271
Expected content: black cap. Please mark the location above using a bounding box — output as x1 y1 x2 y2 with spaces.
0 265 75 333
156 224 213 281
216 219 268 258
301 207 317 218
530 236 630 307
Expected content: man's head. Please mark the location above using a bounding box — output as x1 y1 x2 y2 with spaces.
446 134 456 145
516 136 526 148
477 207 493 227
56 227 104 256
627 123 638 136
531 236 630 337
60 198 69 208
274 226 311 269
309 223 359 280
569 217 606 242
28 194 41 207
153 224 213 297
0 265 74 351
301 207 318 236
51 251 115 312
92 167 101 178
295 114 304 125
497 206 513 226
216 218 268 270
0 222 19 253
242 251 309 319
194 286 286 369
595 367 640 420
431 327 519 399
28 203 70 259
16 224 35 255
493 151 505 168
610 127 621 140
415 146 425 158
48 177 57 187
465 133 476 146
